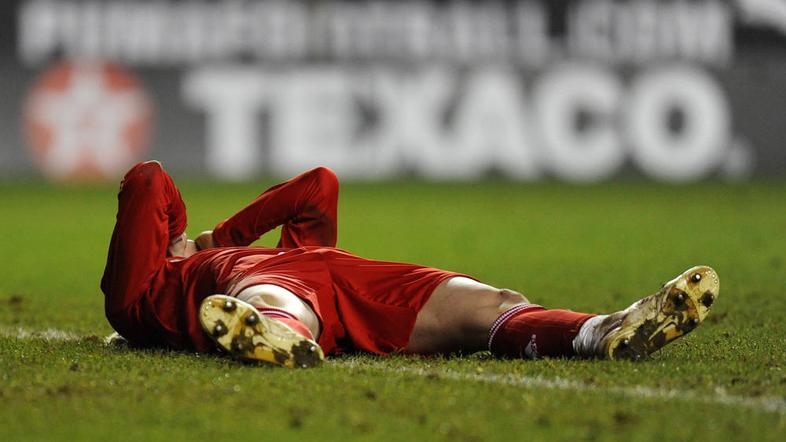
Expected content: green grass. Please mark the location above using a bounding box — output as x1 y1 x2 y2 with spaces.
1 179 785 441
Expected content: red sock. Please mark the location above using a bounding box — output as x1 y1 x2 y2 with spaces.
255 307 314 341
488 304 596 359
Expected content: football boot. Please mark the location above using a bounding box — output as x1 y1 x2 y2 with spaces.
199 294 324 368
578 266 719 360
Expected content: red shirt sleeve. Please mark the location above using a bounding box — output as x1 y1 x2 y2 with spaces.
212 167 339 248
101 162 187 314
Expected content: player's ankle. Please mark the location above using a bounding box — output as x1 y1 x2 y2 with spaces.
256 307 314 340
572 314 609 357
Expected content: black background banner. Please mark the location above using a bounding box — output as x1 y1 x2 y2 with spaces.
1 0 785 181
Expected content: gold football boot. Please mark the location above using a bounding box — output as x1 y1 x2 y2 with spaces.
199 294 324 368
580 266 719 360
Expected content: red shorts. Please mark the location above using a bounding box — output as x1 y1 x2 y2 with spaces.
224 247 465 355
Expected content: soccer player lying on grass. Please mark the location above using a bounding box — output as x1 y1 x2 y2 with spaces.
102 161 719 368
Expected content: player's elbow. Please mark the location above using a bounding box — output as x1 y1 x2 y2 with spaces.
309 166 339 191
120 160 167 192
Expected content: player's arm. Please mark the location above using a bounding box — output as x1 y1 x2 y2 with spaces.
200 167 339 249
101 161 187 312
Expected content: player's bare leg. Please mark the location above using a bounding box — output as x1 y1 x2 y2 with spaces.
199 285 324 368
405 277 530 354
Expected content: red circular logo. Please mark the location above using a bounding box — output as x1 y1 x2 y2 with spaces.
23 62 153 181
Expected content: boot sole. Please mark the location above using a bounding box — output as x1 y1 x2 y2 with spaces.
607 266 720 360
199 294 324 368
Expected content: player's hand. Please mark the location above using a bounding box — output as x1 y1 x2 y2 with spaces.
167 232 188 257
195 230 216 251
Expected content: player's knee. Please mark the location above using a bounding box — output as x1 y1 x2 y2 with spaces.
459 287 528 328
456 288 528 349
497 288 530 310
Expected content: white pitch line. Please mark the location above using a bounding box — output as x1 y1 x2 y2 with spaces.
4 327 784 415
0 326 83 341
332 360 786 415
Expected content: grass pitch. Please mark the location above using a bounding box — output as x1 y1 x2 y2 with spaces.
1 179 785 441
